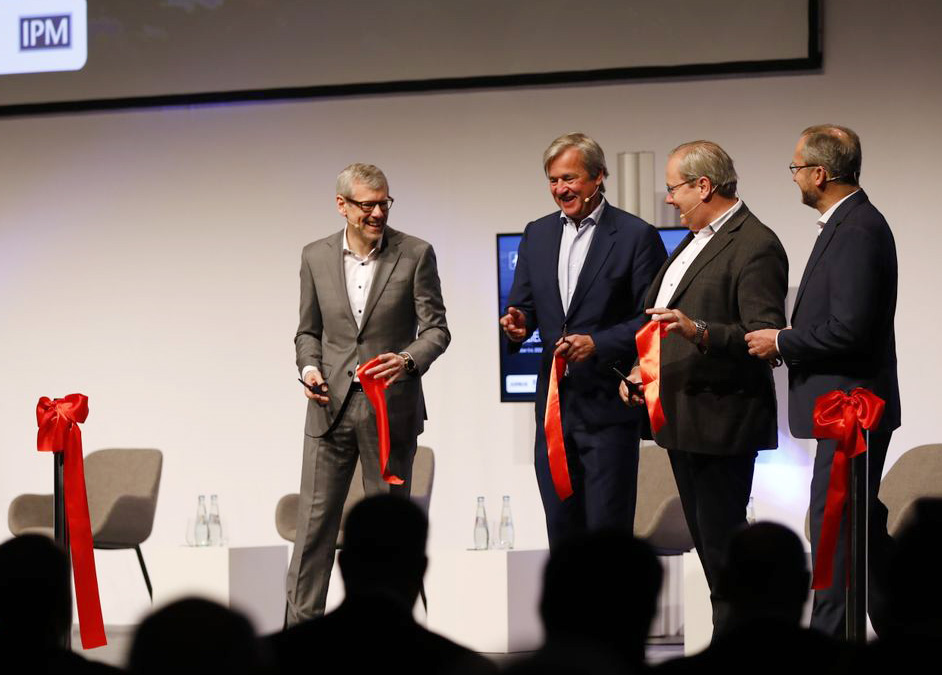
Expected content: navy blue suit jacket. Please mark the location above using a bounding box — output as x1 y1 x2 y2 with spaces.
778 190 900 437
506 202 666 428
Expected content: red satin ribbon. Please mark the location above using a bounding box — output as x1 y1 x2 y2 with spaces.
810 387 885 590
543 354 573 500
356 359 405 485
35 394 107 649
635 320 668 433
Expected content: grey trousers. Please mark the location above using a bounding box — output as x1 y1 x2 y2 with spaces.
285 392 415 626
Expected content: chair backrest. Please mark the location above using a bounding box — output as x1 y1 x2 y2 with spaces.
633 442 693 554
275 447 435 545
84 448 163 546
880 443 942 536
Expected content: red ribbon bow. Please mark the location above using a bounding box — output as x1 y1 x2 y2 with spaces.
543 354 574 500
810 387 885 590
635 320 668 433
356 359 405 486
36 394 107 649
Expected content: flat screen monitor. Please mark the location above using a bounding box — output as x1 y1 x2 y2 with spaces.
497 227 688 402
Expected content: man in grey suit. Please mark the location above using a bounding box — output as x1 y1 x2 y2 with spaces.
621 141 787 634
286 163 450 625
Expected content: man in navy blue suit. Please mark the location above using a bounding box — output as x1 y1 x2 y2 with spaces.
746 125 900 637
500 133 666 546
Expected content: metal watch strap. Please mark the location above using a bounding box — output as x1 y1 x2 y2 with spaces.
692 319 707 345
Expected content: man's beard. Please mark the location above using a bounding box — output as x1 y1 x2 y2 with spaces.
801 186 819 209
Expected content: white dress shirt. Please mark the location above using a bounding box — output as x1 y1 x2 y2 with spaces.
558 199 606 314
653 200 742 309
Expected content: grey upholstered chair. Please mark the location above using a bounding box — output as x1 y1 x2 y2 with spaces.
633 442 694 554
275 444 435 545
275 445 435 608
803 443 942 541
8 448 163 598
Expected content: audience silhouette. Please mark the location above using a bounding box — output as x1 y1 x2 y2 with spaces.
128 597 271 674
655 522 850 675
0 534 122 674
504 529 662 675
854 497 942 673
267 494 495 675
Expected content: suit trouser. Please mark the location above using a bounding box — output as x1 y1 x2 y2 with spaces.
285 391 415 626
667 447 757 634
535 418 641 549
809 430 894 638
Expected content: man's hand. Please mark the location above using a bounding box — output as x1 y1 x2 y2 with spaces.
646 307 699 342
618 366 644 407
745 328 782 361
364 352 407 384
554 333 596 363
303 368 329 406
499 307 528 342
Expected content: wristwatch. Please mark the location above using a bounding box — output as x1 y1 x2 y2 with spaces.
692 319 708 346
398 352 417 374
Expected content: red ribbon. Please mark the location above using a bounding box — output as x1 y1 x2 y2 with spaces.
810 387 885 590
356 359 405 485
543 354 573 500
635 320 668 433
36 394 107 649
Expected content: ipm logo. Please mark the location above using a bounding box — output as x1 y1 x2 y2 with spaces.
20 14 71 50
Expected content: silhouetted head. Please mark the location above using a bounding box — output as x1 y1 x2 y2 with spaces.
0 535 71 648
539 530 662 665
128 598 267 675
717 522 809 625
338 494 428 604
886 498 942 637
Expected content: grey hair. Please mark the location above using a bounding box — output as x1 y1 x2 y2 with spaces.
543 133 609 192
800 124 861 186
336 163 389 197
669 141 738 198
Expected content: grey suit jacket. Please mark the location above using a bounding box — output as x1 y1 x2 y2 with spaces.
644 204 788 455
295 226 450 445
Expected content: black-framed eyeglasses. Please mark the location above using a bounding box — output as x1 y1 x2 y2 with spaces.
344 196 395 213
666 179 693 196
788 163 821 175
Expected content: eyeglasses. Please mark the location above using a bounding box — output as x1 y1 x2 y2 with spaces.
344 196 395 213
666 179 693 196
788 163 821 175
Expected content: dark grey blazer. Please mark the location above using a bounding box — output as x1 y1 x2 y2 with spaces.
295 226 450 445
778 190 900 437
645 204 788 455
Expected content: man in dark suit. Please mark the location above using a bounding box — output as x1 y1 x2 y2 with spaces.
746 125 900 637
500 133 666 546
271 495 495 675
621 140 788 632
286 163 450 624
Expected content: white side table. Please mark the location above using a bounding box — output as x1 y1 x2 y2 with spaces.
425 548 548 653
148 545 288 634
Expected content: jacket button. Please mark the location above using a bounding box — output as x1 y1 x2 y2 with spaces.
357 337 363 344
347 370 353 377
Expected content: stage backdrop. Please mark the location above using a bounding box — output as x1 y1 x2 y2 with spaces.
0 0 938 626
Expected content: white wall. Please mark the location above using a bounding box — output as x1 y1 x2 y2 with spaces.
1 0 940 624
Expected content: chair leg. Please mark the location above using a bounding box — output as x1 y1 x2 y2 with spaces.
135 545 154 601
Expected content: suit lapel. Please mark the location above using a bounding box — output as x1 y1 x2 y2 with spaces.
790 190 867 321
665 205 748 306
327 232 359 327
564 207 616 322
359 228 401 333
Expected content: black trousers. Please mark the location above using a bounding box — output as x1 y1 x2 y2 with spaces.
668 447 757 634
809 430 895 638
535 419 641 548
